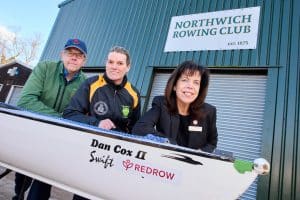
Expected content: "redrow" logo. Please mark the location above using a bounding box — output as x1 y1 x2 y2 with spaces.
122 159 175 180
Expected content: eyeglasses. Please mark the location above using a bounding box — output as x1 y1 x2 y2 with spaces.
64 50 85 59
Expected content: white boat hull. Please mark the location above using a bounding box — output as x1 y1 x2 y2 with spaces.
0 105 260 200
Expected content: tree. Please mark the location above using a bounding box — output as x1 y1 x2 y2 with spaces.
0 26 42 65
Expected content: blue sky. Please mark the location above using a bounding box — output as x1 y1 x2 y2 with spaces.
0 0 61 65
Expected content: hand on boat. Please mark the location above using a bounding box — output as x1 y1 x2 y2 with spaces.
98 119 116 130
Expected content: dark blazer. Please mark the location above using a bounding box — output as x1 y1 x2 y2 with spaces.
132 96 218 153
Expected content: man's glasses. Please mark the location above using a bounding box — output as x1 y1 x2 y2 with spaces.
64 50 85 59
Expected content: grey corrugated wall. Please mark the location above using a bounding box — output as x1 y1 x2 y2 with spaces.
40 0 300 199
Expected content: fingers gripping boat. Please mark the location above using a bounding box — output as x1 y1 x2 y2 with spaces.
0 103 269 200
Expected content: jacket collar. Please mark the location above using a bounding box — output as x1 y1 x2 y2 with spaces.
103 72 127 90
59 61 83 82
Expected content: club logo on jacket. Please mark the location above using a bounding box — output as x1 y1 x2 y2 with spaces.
94 101 109 115
121 105 130 118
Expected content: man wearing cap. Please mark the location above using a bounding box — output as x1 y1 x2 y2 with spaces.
13 38 87 200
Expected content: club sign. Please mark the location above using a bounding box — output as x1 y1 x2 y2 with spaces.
164 6 261 51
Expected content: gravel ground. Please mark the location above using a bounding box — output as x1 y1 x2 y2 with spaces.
0 167 73 200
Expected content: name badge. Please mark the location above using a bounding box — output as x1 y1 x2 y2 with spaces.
188 126 202 132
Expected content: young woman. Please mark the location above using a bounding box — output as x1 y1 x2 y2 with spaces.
133 60 217 153
63 46 140 133
63 47 141 200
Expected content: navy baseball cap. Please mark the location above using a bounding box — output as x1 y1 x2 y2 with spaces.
64 38 87 56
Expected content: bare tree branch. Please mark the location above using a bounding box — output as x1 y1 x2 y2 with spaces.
0 29 42 65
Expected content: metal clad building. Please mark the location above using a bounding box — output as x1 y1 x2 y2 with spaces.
40 0 300 199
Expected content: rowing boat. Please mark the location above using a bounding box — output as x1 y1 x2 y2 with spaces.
0 103 269 200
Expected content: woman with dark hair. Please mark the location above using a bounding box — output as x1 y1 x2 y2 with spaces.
132 60 217 152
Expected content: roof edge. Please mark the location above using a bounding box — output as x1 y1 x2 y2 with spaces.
58 0 75 8
0 60 32 69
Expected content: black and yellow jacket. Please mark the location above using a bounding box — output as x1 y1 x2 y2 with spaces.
63 73 141 133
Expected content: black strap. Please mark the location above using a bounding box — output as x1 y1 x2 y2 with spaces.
0 168 12 179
